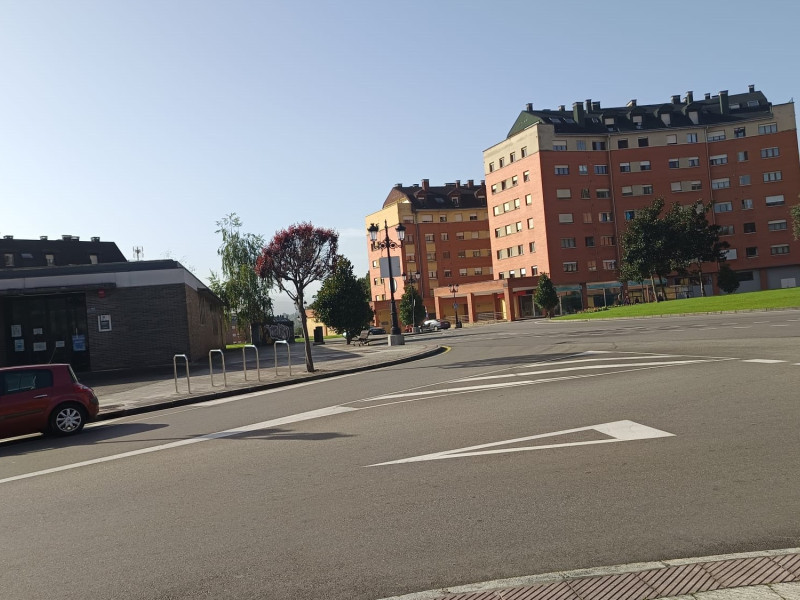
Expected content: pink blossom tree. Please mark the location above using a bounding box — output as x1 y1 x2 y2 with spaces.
256 223 338 372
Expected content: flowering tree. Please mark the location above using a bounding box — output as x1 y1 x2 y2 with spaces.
256 223 338 372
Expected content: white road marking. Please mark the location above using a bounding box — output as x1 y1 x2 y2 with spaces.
742 359 786 364
770 324 790 327
368 420 675 466
454 360 709 383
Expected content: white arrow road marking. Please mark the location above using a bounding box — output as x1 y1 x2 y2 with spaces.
368 420 675 466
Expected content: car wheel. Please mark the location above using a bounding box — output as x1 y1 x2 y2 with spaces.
48 403 87 436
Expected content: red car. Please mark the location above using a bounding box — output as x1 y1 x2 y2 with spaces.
0 364 99 440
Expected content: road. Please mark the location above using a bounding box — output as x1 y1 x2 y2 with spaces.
2 311 799 599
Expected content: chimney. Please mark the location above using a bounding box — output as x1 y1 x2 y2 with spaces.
573 101 585 124
3 235 13 239
748 84 755 93
91 236 100 242
719 90 729 115
40 235 48 240
480 179 485 186
685 91 694 104
558 104 565 112
394 183 403 188
704 93 711 100
525 102 533 112
454 180 460 188
467 179 474 187
671 95 681 104
591 101 600 111
584 99 592 112
62 234 72 240
421 179 429 190
627 99 637 107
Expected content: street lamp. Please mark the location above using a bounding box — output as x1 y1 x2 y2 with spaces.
368 220 405 336
404 271 421 331
449 283 462 328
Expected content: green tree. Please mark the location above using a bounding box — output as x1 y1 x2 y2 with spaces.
717 263 740 294
670 201 729 297
534 272 559 317
791 204 800 241
359 272 371 302
399 284 425 328
620 198 675 301
256 222 338 372
311 256 373 344
209 213 272 342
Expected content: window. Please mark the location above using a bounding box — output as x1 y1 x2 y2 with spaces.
514 198 520 209
581 188 590 199
520 268 526 277
600 235 615 246
642 185 653 195
556 188 572 199
561 237 576 248
421 214 433 222
563 262 578 272
768 220 787 231
428 271 437 278
499 157 505 168
771 244 790 255
578 165 588 175
511 175 518 186
621 186 633 196
585 236 595 247
529 242 536 253
527 218 534 229
45 254 55 266
488 162 495 172
443 269 452 278
592 141 606 150
688 157 700 167
594 165 608 174
761 147 780 158
503 201 511 212
709 154 728 166
459 268 468 276
442 251 451 259
531 265 539 276
521 146 527 157
424 233 435 242
617 139 629 149
708 130 726 142
741 198 754 210
4 253 14 267
637 137 649 147
599 212 613 222
525 194 532 205
763 171 782 182
734 127 746 138
724 249 738 260
505 224 513 235
473 250 482 257
587 260 597 271
758 123 778 134
743 222 756 233
719 225 734 235
666 134 677 145
558 213 574 224
687 133 698 143
493 205 501 216
596 189 610 199
738 271 754 282
439 215 447 222
553 140 567 151
555 165 569 175
523 170 530 182
474 267 483 275
576 140 586 151
670 182 682 192
458 251 467 258
766 194 785 206
583 212 592 223
491 184 498 194
739 175 751 186
746 247 758 258
738 151 749 162
603 260 617 270
632 115 643 128
509 151 516 163
440 233 449 241
516 221 523 232
668 159 679 169
690 181 702 191
711 178 730 189
639 160 651 171
372 260 378 268
625 210 636 220
714 201 733 213
426 252 436 260
456 231 465 240
620 162 631 173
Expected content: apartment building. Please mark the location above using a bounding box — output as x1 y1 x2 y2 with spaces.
365 180 493 327
477 84 800 315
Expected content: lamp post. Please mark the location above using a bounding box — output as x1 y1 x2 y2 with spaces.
368 220 405 338
449 283 461 328
404 271 421 331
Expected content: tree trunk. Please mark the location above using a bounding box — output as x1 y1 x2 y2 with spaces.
649 272 658 302
697 265 706 297
296 294 315 372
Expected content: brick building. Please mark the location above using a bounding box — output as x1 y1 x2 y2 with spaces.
431 85 800 321
364 180 493 327
0 236 224 372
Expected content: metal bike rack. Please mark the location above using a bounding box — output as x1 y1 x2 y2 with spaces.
173 354 191 393
242 344 260 381
274 340 291 376
208 349 227 387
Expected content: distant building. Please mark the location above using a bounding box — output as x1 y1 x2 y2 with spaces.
0 235 224 372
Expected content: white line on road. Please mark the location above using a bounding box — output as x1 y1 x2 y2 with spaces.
742 359 786 364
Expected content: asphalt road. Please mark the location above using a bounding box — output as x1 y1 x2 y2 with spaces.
2 311 799 600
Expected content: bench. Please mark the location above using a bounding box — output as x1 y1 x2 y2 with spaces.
355 330 372 346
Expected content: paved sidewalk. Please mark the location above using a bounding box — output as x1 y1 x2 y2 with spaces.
82 335 443 420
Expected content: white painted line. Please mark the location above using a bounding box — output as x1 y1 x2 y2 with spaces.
732 326 751 329
742 359 786 364
770 324 790 327
0 405 358 485
455 360 709 382
368 420 675 466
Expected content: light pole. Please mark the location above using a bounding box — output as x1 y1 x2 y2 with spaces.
449 283 461 328
404 271 421 331
368 220 405 338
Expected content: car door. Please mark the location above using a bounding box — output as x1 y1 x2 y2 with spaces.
0 369 54 438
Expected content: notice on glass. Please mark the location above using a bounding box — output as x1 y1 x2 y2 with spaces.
33 328 43 335
72 335 86 352
11 324 22 337
14 339 24 352
33 342 47 352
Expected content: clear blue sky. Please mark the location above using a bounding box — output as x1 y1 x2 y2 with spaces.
2 0 799 314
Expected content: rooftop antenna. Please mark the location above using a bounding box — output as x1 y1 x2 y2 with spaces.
132 246 144 261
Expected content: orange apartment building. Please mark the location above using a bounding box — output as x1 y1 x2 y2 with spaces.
431 85 800 321
365 180 493 328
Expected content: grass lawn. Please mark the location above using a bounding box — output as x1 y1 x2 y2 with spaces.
558 287 800 320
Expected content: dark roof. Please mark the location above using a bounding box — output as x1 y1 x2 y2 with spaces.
383 180 487 210
0 236 127 269
0 259 180 281
507 87 774 138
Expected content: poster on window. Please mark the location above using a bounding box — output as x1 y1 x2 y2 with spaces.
14 339 24 352
11 324 21 338
72 335 86 351
98 314 112 332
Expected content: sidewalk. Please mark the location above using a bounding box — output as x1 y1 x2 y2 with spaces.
83 336 443 420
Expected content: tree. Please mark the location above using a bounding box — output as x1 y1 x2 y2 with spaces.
620 198 674 301
717 263 740 294
311 256 373 344
534 272 559 317
209 214 272 342
359 271 371 301
791 204 800 241
256 223 338 372
399 284 425 329
669 201 729 297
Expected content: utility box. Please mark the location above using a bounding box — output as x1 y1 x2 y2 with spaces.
313 326 324 344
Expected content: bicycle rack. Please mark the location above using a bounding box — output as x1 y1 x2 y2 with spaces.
209 349 227 387
274 340 291 376
242 344 260 381
173 354 191 393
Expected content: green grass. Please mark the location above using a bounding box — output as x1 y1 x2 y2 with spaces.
558 287 800 320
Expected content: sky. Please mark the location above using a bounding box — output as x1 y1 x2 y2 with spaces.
2 0 800 314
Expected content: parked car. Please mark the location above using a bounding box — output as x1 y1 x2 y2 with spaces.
423 319 451 331
368 327 386 335
0 364 99 440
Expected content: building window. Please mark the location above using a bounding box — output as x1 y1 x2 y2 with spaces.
563 262 578 272
493 205 502 216
473 250 482 257
509 151 516 163
738 151 749 162
625 210 636 220
739 175 751 186
459 268 468 276
592 141 606 150
576 140 586 151
558 213 574 224
763 171 782 182
621 186 633 196
578 165 588 175
600 235 615 246
3 253 14 267
639 160 651 171
421 214 433 222
428 271 437 278
426 252 436 260
442 251 451 259
596 189 610 199
472 232 479 239
690 181 702 191
734 127 746 138
561 237 576 248
761 147 780 158
521 146 527 157
620 162 631 173
491 184 498 194
511 175 518 186
514 198 520 209
710 154 728 166
670 182 682 192
443 269 452 278
745 247 758 258
441 233 449 241
404 255 414 263
45 254 55 266
617 139 628 149
768 220 787 231
456 231 465 240
719 225 734 235
724 249 738 260
637 137 649 147
489 162 494 172
523 170 530 182
766 194 785 206
743 222 756 233
594 165 608 175
599 212 613 222
525 194 532 205
583 212 592 223
553 141 567 151
458 251 467 258
758 123 778 135
687 133 698 143
372 260 378 268
642 185 654 195
520 268 527 277
581 188 590 199
714 201 733 213
556 188 572 199
585 236 595 247
499 157 505 168
771 244 790 255
424 233 435 242
527 218 534 229
711 178 730 189
439 215 447 222
603 260 617 271
587 260 597 271
665 134 677 145
668 159 679 169
688 157 700 167
529 242 536 253
474 267 483 276
741 198 754 210
708 130 726 142
469 213 478 221
555 165 569 175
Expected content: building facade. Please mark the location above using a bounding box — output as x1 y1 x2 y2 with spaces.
365 180 493 327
